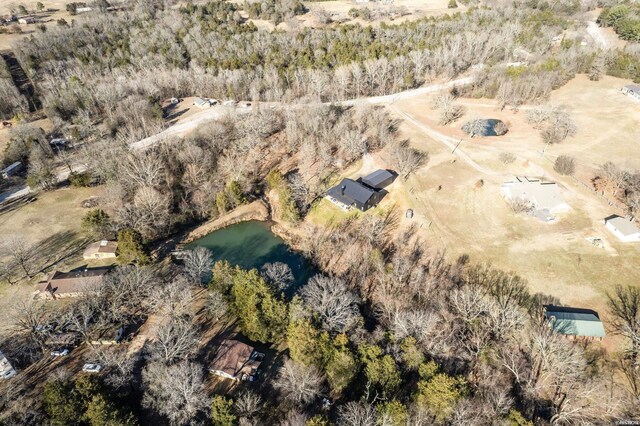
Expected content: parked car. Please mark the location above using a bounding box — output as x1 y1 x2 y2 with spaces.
82 363 102 373
51 349 69 357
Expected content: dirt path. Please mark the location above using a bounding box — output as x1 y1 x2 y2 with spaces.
388 104 498 176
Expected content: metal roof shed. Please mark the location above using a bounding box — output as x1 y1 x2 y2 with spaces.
361 169 395 190
544 305 606 338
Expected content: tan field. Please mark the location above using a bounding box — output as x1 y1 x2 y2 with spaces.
0 186 102 336
311 74 640 351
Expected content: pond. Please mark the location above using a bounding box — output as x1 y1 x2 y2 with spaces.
462 118 508 137
187 220 312 289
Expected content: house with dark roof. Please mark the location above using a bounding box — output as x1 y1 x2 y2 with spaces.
544 305 606 340
327 178 384 211
604 215 640 242
326 169 394 211
34 267 110 300
622 84 640 101
361 169 395 190
210 340 264 381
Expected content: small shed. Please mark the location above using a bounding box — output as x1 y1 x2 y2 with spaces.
544 305 606 340
361 169 395 190
83 240 118 260
604 215 640 242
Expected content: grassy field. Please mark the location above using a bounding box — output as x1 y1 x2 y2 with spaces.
0 185 103 337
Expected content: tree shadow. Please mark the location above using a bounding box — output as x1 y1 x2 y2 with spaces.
33 230 89 275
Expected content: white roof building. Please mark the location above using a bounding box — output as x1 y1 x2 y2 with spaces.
604 215 640 242
501 177 570 215
0 351 17 380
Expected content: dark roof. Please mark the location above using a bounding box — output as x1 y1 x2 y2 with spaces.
361 169 394 189
327 178 375 206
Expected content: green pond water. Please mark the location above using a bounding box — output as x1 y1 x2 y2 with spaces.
187 220 312 288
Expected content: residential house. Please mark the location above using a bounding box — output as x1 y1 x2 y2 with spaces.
604 215 640 242
501 176 570 216
210 340 264 382
83 240 118 260
622 84 640 101
327 178 385 211
1 161 22 179
0 351 16 379
34 267 110 300
544 305 606 340
361 169 395 190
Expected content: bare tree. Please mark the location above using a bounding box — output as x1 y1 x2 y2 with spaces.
337 401 378 426
261 262 294 293
462 119 487 138
92 346 136 389
273 359 325 406
554 155 576 176
234 390 263 421
300 275 361 333
148 275 193 319
142 361 210 426
183 246 213 285
148 317 199 364
205 290 228 323
607 285 640 365
389 141 427 180
0 235 37 280
433 94 465 125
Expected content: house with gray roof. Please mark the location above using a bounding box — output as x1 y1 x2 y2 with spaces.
544 305 606 340
622 84 640 101
604 215 640 242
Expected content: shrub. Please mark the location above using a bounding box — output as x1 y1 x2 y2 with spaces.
554 154 576 176
69 171 92 187
448 0 458 8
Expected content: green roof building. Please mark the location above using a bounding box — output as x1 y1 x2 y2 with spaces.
544 305 606 339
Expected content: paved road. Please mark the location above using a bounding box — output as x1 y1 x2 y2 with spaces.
0 76 475 202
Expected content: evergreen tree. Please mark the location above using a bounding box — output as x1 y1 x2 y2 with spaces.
116 228 150 265
211 395 235 426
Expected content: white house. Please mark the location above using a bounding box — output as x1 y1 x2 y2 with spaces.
622 85 640 101
604 215 640 242
501 177 570 215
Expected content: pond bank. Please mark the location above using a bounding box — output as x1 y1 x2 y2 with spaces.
183 200 270 244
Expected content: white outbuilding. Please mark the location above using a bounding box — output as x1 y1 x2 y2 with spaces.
604 215 640 242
